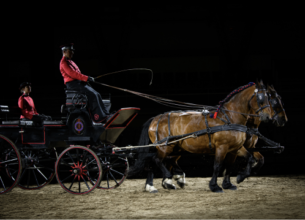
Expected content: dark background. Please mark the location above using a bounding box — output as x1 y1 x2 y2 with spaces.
3 4 305 177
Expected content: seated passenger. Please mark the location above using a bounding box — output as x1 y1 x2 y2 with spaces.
59 43 111 123
18 82 51 122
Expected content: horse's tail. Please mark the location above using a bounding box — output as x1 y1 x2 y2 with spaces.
128 117 154 177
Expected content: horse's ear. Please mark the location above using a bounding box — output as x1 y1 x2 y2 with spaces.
267 84 272 93
256 79 261 88
260 79 264 86
270 84 276 91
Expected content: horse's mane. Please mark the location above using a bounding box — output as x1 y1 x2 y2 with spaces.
210 82 256 119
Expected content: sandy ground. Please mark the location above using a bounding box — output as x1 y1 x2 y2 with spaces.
1 175 305 219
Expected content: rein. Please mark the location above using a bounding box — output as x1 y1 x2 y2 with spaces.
95 68 154 85
92 81 264 118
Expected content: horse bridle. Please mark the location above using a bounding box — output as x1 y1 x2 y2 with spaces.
268 92 285 120
249 85 270 114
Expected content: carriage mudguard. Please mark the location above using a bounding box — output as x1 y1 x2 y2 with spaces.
99 107 140 144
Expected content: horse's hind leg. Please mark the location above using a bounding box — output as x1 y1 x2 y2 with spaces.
144 161 158 193
166 155 186 188
222 152 238 190
236 148 255 184
153 154 176 190
209 145 228 193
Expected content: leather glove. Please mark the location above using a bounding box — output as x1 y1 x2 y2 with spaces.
88 77 95 82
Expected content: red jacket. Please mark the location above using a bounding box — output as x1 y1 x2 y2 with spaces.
60 56 88 84
18 95 39 119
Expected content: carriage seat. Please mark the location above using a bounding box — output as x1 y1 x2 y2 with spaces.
64 90 111 113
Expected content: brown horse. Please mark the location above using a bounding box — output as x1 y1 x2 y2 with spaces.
129 80 272 193
163 84 288 189
236 84 287 174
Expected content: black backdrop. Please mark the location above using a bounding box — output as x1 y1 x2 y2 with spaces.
3 4 305 177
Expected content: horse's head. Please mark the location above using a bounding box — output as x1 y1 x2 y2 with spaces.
248 79 271 122
267 84 287 127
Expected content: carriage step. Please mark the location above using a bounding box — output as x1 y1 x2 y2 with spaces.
67 137 90 141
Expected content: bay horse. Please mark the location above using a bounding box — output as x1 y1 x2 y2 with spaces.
162 84 288 189
129 80 272 193
236 84 287 174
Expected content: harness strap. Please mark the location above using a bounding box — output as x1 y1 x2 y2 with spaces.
246 128 280 147
156 124 248 145
168 113 171 136
155 114 163 143
204 113 213 151
221 108 231 124
165 113 172 145
217 115 228 124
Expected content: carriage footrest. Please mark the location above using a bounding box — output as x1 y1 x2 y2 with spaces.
67 137 90 141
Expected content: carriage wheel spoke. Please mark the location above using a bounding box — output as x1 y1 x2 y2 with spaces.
106 172 109 188
109 170 118 184
76 149 80 161
20 169 27 181
69 177 76 190
0 158 18 164
11 170 18 176
32 170 40 187
112 163 127 168
61 174 73 183
118 157 128 162
110 158 118 164
87 173 95 186
60 160 72 167
83 159 96 168
27 169 31 188
34 165 48 181
0 176 6 191
82 151 88 163
41 167 54 172
67 152 75 165
110 168 124 177
82 176 90 190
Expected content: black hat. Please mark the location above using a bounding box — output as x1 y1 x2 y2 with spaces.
60 43 75 51
19 82 31 90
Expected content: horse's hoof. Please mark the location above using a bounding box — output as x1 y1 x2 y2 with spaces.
162 178 176 190
222 182 237 190
209 184 223 193
145 184 158 193
236 175 244 184
177 181 185 189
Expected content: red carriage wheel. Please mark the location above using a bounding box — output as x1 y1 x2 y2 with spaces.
0 134 22 194
55 146 102 195
97 155 129 190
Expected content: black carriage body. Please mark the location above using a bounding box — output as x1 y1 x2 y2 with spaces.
0 90 140 149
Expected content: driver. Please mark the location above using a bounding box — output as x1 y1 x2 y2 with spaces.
18 82 51 122
59 43 110 123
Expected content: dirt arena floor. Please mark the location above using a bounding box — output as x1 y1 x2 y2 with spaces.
1 175 305 219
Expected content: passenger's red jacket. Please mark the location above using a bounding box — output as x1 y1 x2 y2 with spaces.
18 95 39 119
59 56 88 84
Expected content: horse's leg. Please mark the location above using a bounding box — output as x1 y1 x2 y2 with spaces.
209 145 228 193
251 152 264 175
144 160 158 193
166 155 187 188
153 148 176 190
222 152 238 190
236 148 255 184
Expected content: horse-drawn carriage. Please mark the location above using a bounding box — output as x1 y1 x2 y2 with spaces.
1 80 287 195
0 89 139 195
